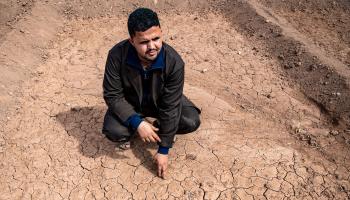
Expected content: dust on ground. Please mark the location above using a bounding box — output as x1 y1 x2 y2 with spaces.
0 0 349 199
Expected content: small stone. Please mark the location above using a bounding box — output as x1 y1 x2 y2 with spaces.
30 95 37 100
265 19 270 23
295 50 302 55
201 69 208 73
70 107 79 112
42 54 48 59
336 92 341 96
275 33 283 37
335 173 340 180
186 154 197 160
237 51 241 55
194 17 198 20
295 61 302 67
330 130 339 136
170 35 177 40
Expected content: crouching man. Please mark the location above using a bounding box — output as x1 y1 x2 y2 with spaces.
102 8 201 178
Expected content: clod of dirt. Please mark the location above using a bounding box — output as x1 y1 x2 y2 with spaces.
346 139 350 145
70 107 81 112
330 130 339 136
284 63 294 69
252 46 259 52
308 64 318 71
277 54 284 60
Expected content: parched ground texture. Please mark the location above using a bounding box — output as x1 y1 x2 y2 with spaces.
0 0 349 199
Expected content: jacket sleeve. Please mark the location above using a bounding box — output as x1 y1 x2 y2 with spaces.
157 59 184 148
103 51 138 123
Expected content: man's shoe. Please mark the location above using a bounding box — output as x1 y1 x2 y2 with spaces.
115 138 131 151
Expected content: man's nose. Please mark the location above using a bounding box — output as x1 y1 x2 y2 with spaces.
147 41 155 49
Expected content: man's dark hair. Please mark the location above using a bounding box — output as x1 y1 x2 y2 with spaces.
127 8 160 37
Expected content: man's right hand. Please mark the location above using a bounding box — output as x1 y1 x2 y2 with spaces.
137 121 161 143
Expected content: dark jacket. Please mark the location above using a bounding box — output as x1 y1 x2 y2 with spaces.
103 39 193 147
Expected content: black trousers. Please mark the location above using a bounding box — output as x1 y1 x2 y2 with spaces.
102 105 201 142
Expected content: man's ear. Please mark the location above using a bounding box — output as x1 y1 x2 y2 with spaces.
129 37 135 46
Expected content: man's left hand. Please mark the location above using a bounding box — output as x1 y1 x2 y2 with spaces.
154 153 168 179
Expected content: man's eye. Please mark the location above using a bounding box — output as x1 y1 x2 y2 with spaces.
152 37 160 41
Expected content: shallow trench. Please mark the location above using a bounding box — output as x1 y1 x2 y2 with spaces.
0 1 349 200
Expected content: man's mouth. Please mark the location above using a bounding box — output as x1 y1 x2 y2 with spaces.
147 49 157 56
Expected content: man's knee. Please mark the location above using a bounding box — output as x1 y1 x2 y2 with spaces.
178 107 201 134
187 114 201 133
102 124 128 141
102 110 131 141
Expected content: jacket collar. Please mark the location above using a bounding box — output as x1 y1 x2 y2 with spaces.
126 44 165 71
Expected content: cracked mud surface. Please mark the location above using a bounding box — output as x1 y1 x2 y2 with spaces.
0 1 350 199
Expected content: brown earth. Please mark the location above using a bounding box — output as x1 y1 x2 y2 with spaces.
0 0 349 199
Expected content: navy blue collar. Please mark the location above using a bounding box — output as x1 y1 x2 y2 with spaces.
126 44 165 71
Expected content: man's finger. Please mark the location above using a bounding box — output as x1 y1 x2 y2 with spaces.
158 166 162 177
149 136 156 143
161 168 166 179
151 125 159 131
152 133 161 142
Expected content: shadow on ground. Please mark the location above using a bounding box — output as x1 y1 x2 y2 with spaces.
55 106 158 175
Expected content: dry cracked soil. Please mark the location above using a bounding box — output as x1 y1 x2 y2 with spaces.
0 0 350 199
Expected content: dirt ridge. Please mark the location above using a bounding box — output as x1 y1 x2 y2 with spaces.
219 0 350 129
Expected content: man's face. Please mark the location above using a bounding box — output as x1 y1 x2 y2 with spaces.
129 26 163 64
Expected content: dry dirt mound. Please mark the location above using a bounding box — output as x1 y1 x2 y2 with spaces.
0 0 349 199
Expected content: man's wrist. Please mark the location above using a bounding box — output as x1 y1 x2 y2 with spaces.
157 145 170 155
126 114 143 129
